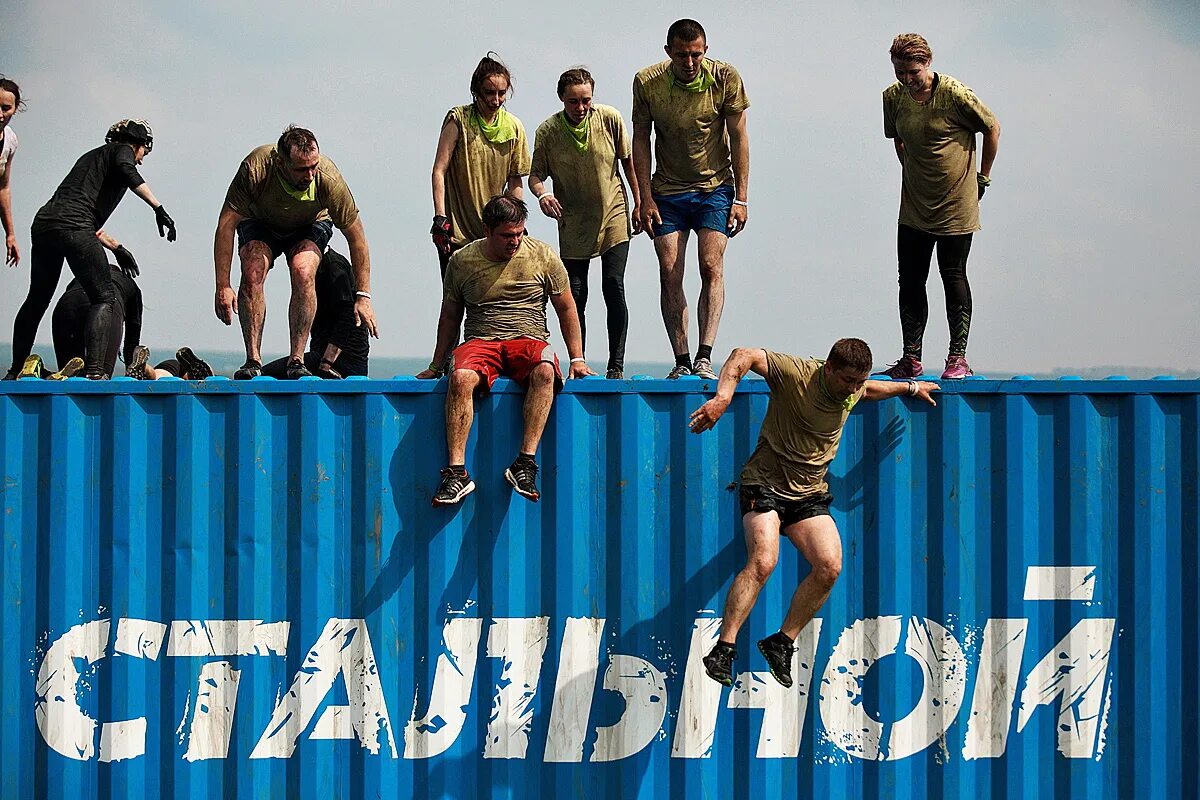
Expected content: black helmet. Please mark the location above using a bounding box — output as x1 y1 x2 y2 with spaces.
105 118 154 153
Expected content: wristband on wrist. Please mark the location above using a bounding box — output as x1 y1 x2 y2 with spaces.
428 360 443 374
977 173 991 187
907 379 919 396
537 192 554 201
570 357 587 364
355 291 371 299
732 199 748 207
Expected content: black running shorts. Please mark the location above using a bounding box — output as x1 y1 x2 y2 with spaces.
739 484 833 528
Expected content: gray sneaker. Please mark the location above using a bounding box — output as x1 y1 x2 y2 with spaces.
665 363 692 379
692 357 718 379
126 346 151 380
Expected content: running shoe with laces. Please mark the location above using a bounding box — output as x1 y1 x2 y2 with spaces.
605 368 624 380
665 363 692 379
880 354 923 379
19 354 44 379
48 357 86 381
234 360 263 380
692 357 718 380
176 347 213 379
126 346 151 380
703 642 737 687
315 359 343 380
941 355 974 380
504 456 540 502
286 357 312 379
432 467 475 506
757 632 797 688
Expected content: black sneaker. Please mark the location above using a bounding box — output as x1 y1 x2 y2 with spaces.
504 456 540 502
234 359 263 380
315 359 343 380
286 357 312 379
757 633 796 688
703 643 737 687
2 367 18 381
605 368 624 380
432 467 475 506
126 345 151 379
176 347 213 379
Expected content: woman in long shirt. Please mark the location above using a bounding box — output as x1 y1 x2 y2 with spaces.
430 53 531 276
529 68 641 379
5 119 177 379
0 76 24 267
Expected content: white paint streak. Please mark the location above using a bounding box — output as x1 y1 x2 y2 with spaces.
544 617 605 763
483 617 550 759
591 654 667 762
182 661 241 761
35 619 110 760
99 717 146 763
963 619 1028 760
669 617 722 759
404 617 483 759
250 618 396 759
312 706 352 741
1023 566 1097 601
113 619 167 660
728 620 822 758
1016 617 1116 759
167 620 290 657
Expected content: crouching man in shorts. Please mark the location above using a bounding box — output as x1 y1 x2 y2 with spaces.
688 338 938 687
417 194 593 505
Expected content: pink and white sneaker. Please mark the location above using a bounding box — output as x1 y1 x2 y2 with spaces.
881 355 923 379
941 355 974 380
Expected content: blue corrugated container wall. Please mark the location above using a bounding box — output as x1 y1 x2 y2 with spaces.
1 377 1197 799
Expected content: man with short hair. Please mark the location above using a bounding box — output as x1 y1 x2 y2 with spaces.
417 194 593 505
214 125 378 379
632 18 750 380
688 339 939 687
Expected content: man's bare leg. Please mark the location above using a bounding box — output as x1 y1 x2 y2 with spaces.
286 244 321 361
519 361 557 455
778 515 843 640
695 229 729 349
446 368 481 464
237 241 273 364
654 230 690 356
717 510 782 643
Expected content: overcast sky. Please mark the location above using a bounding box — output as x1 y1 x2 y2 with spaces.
3 1 1197 374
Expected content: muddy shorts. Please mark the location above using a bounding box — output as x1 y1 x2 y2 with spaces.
739 484 833 528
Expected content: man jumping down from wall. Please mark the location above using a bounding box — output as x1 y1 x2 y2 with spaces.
689 339 938 687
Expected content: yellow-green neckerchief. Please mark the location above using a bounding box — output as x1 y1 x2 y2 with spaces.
558 110 590 153
471 106 518 144
817 363 858 411
671 63 715 93
276 171 317 202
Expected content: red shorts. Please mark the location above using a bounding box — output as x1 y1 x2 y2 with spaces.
451 337 563 390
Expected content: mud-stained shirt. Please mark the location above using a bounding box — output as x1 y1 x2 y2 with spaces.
223 144 359 236
631 58 749 195
531 104 632 260
740 353 865 500
443 105 532 246
883 73 996 235
443 237 569 342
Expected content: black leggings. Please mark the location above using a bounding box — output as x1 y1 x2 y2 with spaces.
897 224 973 360
562 240 629 371
52 294 125 377
11 229 117 376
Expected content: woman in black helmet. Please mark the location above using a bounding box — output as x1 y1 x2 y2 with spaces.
5 119 178 380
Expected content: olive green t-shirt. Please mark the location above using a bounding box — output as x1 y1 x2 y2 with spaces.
883 73 996 235
443 105 532 246
443 237 569 342
531 104 632 260
740 352 866 500
631 58 750 195
223 144 359 235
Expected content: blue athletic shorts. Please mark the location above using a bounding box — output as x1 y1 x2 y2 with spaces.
237 218 335 262
652 184 734 237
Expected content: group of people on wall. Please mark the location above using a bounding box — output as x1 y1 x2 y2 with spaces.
2 22 998 685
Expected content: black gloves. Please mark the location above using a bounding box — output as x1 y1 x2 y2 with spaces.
154 205 177 242
114 245 140 278
431 215 452 256
977 173 991 200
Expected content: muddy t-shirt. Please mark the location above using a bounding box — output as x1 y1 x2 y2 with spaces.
223 144 359 236
531 104 632 260
443 105 532 246
631 58 749 195
883 73 996 235
740 352 865 500
443 237 569 342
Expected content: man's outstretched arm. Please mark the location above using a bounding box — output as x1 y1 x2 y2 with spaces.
863 379 939 405
689 348 769 433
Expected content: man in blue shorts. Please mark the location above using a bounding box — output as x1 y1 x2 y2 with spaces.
632 18 750 379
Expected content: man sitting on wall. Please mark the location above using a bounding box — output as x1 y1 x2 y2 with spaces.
417 194 593 505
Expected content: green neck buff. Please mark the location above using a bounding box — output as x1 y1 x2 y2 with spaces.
558 111 590 153
276 171 316 202
471 106 517 144
671 64 715 93
817 365 858 411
